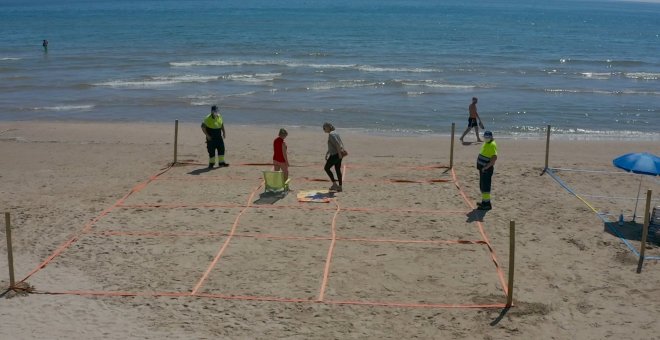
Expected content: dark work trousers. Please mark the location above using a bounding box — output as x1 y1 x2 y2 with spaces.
206 137 225 163
479 168 494 198
324 154 343 185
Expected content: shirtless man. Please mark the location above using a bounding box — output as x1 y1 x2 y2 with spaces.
459 97 484 143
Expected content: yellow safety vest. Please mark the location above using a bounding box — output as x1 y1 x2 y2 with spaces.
203 113 223 129
477 141 497 170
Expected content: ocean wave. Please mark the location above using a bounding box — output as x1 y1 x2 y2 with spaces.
184 94 215 106
186 91 258 105
558 58 646 66
94 75 220 87
544 88 660 96
223 73 281 83
222 91 258 97
34 104 95 111
294 63 356 69
170 59 354 69
0 57 21 61
171 60 259 67
170 59 440 73
580 72 612 80
510 125 659 138
398 79 474 89
307 80 378 90
625 72 660 80
357 65 441 73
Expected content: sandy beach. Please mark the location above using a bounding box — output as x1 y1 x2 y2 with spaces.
1 121 659 339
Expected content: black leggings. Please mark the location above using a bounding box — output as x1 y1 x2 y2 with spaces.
324 154 343 185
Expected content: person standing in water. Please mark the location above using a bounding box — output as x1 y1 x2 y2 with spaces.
42 39 48 52
459 97 484 143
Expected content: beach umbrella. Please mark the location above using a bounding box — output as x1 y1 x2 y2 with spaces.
612 152 660 222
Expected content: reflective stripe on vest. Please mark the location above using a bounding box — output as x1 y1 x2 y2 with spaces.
477 154 491 169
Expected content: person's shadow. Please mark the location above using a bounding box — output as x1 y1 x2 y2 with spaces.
466 208 488 222
187 167 216 175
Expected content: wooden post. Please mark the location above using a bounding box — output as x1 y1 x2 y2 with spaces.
506 220 515 307
5 212 15 288
450 122 455 169
636 189 652 273
544 125 551 171
173 119 179 165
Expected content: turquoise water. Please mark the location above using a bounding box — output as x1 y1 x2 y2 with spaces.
1 0 659 137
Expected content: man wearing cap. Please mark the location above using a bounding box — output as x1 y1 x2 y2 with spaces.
201 105 228 168
476 130 497 210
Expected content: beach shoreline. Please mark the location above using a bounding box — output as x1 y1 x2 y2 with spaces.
2 119 659 141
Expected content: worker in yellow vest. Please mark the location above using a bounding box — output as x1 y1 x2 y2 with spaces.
201 105 228 168
476 130 497 210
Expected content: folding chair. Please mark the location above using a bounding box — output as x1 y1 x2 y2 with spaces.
263 170 290 193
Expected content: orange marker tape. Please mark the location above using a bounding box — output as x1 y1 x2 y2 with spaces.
191 183 263 295
317 200 341 302
20 165 173 283
451 168 508 297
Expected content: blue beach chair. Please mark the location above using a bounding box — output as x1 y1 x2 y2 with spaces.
263 170 290 193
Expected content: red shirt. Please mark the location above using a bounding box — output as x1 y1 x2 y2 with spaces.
273 137 286 162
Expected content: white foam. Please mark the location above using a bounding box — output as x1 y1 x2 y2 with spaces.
625 72 660 80
358 65 440 73
581 72 612 79
307 80 377 90
0 57 21 61
399 80 474 89
35 105 95 111
223 73 281 83
303 63 356 69
187 91 257 105
170 59 440 73
223 91 257 97
94 75 220 87
171 60 249 67
545 88 660 95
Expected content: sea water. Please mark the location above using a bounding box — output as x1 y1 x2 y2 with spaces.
1 0 659 138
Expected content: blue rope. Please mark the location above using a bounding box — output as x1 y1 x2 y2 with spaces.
546 168 660 261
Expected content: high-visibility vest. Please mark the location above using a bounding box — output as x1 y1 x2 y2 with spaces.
203 113 223 129
477 141 497 170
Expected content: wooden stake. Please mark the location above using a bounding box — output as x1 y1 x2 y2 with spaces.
173 119 179 165
450 122 455 169
507 220 515 307
544 125 551 171
5 212 15 288
636 189 652 273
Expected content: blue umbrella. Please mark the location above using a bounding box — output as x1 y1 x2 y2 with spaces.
612 152 660 222
613 152 660 176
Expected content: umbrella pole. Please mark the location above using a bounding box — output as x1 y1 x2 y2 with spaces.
632 175 643 223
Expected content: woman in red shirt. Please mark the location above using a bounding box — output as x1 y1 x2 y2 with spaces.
273 128 289 181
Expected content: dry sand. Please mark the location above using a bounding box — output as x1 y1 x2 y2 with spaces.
0 121 659 339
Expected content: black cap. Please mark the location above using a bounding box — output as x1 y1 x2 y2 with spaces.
211 105 218 112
